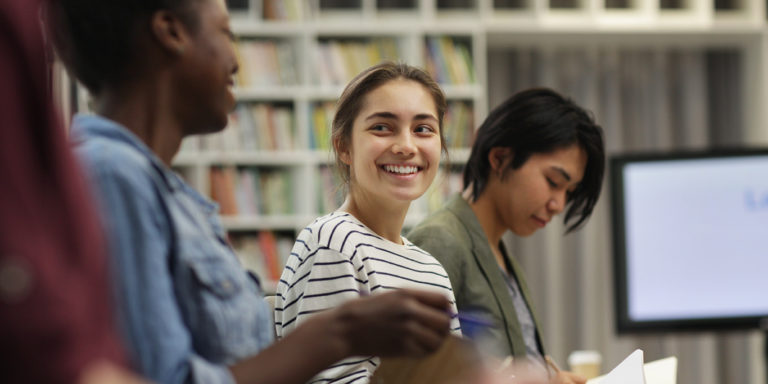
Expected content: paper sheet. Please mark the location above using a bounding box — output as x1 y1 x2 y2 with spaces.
643 356 678 384
587 350 677 384
587 349 645 384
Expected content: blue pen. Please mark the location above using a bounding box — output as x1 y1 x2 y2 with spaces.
454 310 496 340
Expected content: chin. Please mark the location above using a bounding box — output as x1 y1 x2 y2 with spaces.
193 117 229 136
391 188 428 203
511 226 537 238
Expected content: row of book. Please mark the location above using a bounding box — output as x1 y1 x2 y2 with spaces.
443 100 474 148
203 103 295 152
317 166 345 214
315 38 400 86
230 231 294 284
233 36 474 88
210 166 294 216
309 101 335 150
235 39 298 87
424 36 475 85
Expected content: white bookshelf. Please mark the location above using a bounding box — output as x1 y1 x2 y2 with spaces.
167 0 768 290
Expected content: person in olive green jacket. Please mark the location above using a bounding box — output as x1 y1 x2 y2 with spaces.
408 88 605 384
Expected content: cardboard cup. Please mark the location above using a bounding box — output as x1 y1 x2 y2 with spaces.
567 350 602 380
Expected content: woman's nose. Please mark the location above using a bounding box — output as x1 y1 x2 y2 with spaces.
547 191 567 214
391 131 416 156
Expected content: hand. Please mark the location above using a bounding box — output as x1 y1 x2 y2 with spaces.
334 288 452 357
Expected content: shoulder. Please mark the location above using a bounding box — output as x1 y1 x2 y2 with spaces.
407 208 473 273
408 207 470 251
305 212 382 254
286 212 368 271
75 136 158 193
73 135 171 212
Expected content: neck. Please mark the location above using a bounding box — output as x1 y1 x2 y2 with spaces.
95 80 184 167
464 187 506 249
339 190 409 245
465 188 510 272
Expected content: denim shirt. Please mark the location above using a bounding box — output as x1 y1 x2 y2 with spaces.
71 115 274 384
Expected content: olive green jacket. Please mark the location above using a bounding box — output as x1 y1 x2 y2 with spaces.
407 194 545 358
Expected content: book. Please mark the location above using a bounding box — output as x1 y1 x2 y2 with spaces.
210 166 239 215
258 231 282 281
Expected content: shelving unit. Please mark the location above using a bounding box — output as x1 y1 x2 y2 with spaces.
168 0 768 292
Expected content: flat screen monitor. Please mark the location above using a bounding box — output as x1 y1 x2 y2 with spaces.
611 149 768 333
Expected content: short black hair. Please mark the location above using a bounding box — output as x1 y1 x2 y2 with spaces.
44 0 201 95
463 88 605 233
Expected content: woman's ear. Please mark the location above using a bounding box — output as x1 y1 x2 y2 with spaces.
334 136 351 165
150 10 190 57
488 147 512 174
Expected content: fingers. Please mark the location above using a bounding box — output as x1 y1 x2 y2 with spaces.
399 287 451 311
398 291 451 334
398 314 449 356
337 289 452 358
381 290 451 356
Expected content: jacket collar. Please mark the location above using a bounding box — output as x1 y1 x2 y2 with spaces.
444 193 547 356
70 114 217 216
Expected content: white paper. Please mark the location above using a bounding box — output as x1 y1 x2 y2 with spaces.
643 356 677 384
586 350 677 384
587 349 645 384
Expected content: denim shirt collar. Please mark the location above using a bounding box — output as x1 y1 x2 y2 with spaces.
70 114 218 216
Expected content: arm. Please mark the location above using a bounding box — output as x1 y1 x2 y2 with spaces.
231 289 452 384
87 163 235 384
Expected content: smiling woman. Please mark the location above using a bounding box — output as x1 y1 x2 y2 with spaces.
275 62 462 383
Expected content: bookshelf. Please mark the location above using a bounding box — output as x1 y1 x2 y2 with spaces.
167 0 768 292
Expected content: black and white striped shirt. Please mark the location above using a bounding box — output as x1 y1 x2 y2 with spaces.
275 211 461 383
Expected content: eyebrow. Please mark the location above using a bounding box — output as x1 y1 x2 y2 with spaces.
550 166 572 182
364 112 438 123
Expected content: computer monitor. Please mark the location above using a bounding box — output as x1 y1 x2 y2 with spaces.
610 149 768 333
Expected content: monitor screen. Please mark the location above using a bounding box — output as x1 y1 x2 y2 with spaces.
611 149 768 333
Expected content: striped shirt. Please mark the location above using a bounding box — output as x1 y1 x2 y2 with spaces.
275 211 461 384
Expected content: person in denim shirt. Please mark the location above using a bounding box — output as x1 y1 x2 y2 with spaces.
44 0 454 383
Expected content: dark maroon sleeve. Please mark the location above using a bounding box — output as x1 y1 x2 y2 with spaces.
0 1 126 383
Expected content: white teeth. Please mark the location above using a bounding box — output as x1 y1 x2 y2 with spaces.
384 165 418 174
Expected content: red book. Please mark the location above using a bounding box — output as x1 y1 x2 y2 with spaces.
258 231 281 281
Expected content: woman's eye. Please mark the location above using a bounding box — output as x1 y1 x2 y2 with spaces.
546 177 558 188
414 125 435 134
370 124 388 131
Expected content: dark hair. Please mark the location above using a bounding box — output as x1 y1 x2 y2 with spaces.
332 61 448 184
44 0 201 95
464 88 605 233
